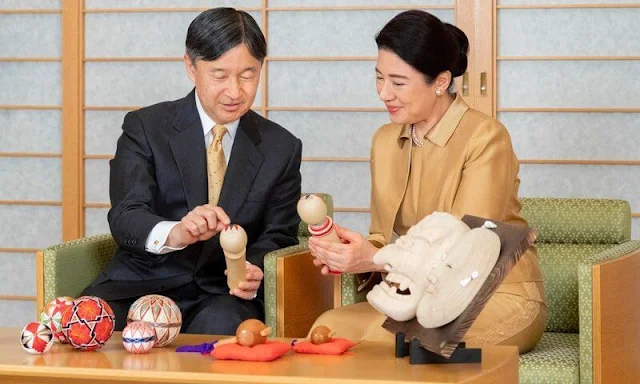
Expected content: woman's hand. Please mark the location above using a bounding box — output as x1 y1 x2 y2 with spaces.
308 224 383 274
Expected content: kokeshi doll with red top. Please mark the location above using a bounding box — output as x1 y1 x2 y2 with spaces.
297 194 342 274
220 224 248 290
297 194 340 243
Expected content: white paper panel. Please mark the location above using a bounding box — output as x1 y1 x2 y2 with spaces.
269 61 379 107
633 218 640 240
0 158 61 200
498 61 640 108
85 0 260 8
85 159 110 203
0 110 61 153
500 112 640 160
269 10 453 56
85 62 192 107
269 111 388 157
519 164 640 212
85 11 262 58
0 63 60 105
499 9 640 56
499 0 638 4
301 161 370 208
334 212 370 236
85 62 262 108
85 110 128 155
0 253 35 296
0 0 60 8
0 14 60 57
85 208 111 237
0 300 36 327
0 206 61 248
270 0 453 5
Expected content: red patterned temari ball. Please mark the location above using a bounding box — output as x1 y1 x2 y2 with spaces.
61 296 115 351
21 322 54 354
40 296 74 343
127 295 182 348
122 321 156 354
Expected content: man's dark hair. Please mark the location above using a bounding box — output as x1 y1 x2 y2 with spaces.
186 7 267 64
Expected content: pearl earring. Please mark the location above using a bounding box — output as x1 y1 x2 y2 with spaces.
435 89 443 96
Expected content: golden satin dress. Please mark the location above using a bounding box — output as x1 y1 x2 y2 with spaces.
311 96 547 353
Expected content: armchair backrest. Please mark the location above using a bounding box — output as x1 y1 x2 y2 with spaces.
520 198 631 333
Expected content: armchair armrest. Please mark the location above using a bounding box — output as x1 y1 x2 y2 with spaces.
264 239 338 337
36 234 116 314
578 240 640 384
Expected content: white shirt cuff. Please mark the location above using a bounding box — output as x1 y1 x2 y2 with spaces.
145 221 186 254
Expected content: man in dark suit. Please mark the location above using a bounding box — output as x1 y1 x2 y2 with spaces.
83 8 302 335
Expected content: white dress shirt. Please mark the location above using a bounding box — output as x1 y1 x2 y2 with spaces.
145 92 240 254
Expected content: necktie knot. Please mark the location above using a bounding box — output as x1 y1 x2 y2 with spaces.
213 124 227 145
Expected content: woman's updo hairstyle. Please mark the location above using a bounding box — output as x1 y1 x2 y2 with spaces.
375 10 469 91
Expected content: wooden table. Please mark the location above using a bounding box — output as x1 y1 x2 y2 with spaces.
0 328 518 384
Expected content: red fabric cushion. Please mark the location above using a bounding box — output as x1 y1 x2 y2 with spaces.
292 338 355 355
210 341 291 361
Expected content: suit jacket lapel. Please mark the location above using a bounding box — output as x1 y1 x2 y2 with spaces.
218 111 264 221
169 89 208 211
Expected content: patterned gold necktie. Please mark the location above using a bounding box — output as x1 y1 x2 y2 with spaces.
207 124 227 206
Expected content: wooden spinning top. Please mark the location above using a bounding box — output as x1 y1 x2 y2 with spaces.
297 194 327 225
219 224 248 254
309 325 334 345
292 325 335 346
236 319 271 347
216 319 272 348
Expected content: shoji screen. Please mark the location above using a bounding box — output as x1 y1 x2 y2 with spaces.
82 0 457 237
266 0 455 234
0 1 62 326
0 0 461 326
83 0 263 236
494 1 640 237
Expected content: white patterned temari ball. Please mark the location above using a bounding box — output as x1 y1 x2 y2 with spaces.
127 295 182 348
40 296 74 343
21 322 54 354
122 321 156 354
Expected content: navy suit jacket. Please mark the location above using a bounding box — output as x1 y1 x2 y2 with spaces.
90 90 302 300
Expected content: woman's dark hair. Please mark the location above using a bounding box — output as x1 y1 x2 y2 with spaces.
375 10 469 90
186 8 266 64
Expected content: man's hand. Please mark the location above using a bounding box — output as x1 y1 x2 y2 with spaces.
166 205 230 248
228 262 263 300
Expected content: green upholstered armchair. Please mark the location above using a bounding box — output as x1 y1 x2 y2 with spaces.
36 193 335 336
516 198 639 384
262 197 640 383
